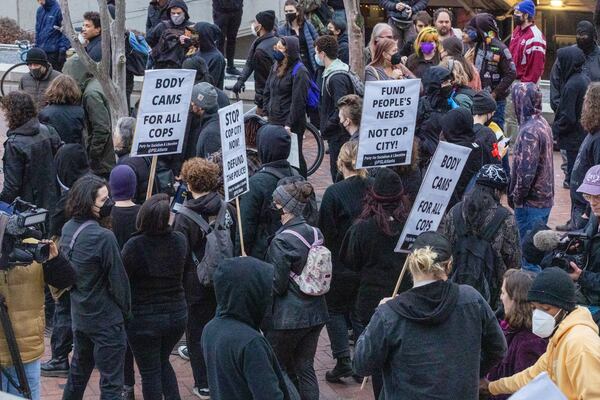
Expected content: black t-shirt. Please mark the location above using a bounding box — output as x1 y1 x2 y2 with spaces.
111 205 141 250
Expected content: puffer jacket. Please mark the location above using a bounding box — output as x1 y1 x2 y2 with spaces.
18 66 61 109
35 0 70 54
509 82 554 209
266 216 329 330
0 118 61 211
278 21 319 75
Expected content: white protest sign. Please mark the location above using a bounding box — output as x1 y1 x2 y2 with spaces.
287 132 300 169
395 141 472 252
356 79 420 168
509 373 567 400
219 101 249 202
131 69 195 156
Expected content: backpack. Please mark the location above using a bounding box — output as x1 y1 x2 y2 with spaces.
177 201 233 287
450 204 510 304
282 227 332 296
259 166 319 228
324 70 365 97
151 21 186 68
126 31 150 76
292 62 320 111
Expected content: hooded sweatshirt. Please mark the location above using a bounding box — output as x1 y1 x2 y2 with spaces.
192 22 226 90
238 125 292 259
509 82 554 209
35 0 70 54
319 59 354 140
354 281 507 399
202 257 293 400
146 0 192 48
552 46 591 152
489 307 600 400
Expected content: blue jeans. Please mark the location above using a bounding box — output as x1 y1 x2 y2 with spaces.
514 207 551 243
493 99 506 130
0 359 40 399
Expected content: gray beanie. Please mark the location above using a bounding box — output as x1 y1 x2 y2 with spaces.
272 182 311 216
191 82 218 113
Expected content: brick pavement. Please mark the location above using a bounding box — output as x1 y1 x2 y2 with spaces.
38 142 570 400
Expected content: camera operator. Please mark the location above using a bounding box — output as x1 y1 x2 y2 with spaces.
0 217 75 399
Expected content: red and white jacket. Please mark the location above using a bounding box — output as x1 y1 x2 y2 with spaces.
509 24 547 83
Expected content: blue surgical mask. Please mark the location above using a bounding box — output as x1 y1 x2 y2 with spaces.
314 52 324 67
272 50 285 62
467 30 478 42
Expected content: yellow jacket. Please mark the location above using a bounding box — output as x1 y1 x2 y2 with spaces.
490 307 600 400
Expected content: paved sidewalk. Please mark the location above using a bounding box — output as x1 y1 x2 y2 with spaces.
38 146 570 400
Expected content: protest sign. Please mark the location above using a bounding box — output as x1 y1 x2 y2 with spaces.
395 141 472 252
219 101 250 203
509 373 567 400
131 69 195 157
288 132 300 169
355 79 420 168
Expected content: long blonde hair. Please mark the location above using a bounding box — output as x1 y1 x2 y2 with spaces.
337 141 367 178
407 247 452 280
439 58 471 87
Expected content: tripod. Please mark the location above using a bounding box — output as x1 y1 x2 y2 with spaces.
0 294 32 399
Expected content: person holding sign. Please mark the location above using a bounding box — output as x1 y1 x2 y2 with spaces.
354 233 507 400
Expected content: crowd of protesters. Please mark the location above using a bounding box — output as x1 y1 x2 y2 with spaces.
2 0 600 399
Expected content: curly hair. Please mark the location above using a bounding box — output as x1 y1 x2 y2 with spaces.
315 34 338 60
503 269 537 330
0 91 37 130
45 74 81 105
181 157 221 193
582 82 600 134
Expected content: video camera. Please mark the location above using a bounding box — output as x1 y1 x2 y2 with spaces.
0 198 50 269
549 232 588 273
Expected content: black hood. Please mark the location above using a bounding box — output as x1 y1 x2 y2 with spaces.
468 13 499 42
182 56 211 84
167 0 190 20
214 257 274 329
423 66 452 108
257 124 291 164
282 35 300 62
441 108 475 144
556 46 586 80
192 22 220 52
10 118 40 137
388 280 460 325
184 191 222 214
55 144 90 189
577 21 597 54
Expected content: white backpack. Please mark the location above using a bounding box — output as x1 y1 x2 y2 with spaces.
282 227 332 296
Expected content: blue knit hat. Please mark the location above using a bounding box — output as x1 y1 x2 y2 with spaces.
515 0 536 18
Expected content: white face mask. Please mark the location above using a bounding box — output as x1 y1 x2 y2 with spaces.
251 23 261 37
171 13 185 26
78 33 87 45
532 309 561 338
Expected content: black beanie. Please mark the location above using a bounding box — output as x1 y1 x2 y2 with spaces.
472 91 497 115
528 267 576 312
256 10 276 32
26 48 48 65
373 168 403 199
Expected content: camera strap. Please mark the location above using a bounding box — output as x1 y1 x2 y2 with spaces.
67 221 96 260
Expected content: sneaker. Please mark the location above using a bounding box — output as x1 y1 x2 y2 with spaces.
121 385 134 400
193 387 210 399
178 345 190 361
325 357 353 383
41 358 69 378
226 66 242 76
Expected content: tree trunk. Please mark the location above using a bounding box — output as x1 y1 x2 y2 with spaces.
59 0 128 130
343 0 365 79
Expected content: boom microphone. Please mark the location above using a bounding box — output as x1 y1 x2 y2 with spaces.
533 230 563 252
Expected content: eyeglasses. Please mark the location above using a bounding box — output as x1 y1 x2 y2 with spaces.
378 35 394 40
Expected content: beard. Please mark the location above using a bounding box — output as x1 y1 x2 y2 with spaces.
438 26 451 36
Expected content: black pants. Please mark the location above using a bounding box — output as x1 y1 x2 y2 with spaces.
327 134 349 182
124 345 135 387
51 291 72 360
267 324 324 400
565 149 579 183
187 299 216 389
294 129 308 178
127 305 187 400
45 286 55 329
46 51 66 72
63 323 127 400
213 9 243 67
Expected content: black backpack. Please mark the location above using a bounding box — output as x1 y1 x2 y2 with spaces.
450 204 509 304
259 166 319 234
125 31 150 76
151 21 186 68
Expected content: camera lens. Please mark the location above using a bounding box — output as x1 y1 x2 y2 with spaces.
34 243 50 264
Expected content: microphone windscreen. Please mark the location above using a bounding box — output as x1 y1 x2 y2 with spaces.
533 230 563 252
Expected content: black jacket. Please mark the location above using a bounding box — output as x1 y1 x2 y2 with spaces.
416 66 453 167
38 104 85 145
195 111 221 158
85 35 103 62
192 23 226 90
59 218 131 332
266 216 329 330
337 33 349 65
202 257 294 400
354 281 507 399
237 125 292 259
172 192 235 305
318 66 355 140
264 36 310 134
552 47 591 152
340 217 411 324
572 132 600 195
146 0 192 48
379 0 428 15
239 32 279 109
212 0 243 11
49 144 90 237
0 118 61 211
146 0 169 32
406 53 440 79
580 214 600 306
474 124 502 166
318 176 370 313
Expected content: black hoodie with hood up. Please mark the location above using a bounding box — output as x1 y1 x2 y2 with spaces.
146 0 193 48
552 46 591 152
202 257 294 400
190 22 226 90
353 280 507 400
237 125 293 260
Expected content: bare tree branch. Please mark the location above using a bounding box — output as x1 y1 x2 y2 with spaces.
97 0 112 80
343 0 365 79
59 0 101 77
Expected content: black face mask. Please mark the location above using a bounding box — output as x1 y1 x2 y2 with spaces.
513 15 523 26
271 203 285 217
285 13 297 23
98 198 114 219
390 52 402 65
440 85 453 99
577 36 595 52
